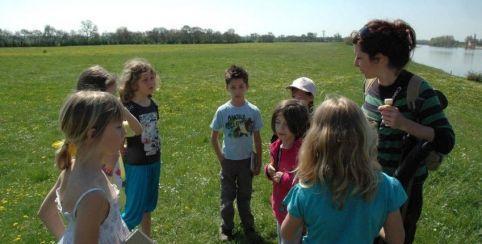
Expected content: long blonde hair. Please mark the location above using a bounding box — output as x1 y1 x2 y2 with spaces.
119 58 159 103
55 91 123 170
296 96 380 209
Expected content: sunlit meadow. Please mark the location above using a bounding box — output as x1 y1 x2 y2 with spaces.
0 43 480 243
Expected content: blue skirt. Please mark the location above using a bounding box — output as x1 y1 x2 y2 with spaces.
121 161 161 230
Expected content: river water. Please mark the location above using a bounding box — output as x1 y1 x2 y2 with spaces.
411 45 482 77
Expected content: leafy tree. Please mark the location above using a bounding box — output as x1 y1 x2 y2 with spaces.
429 35 458 47
0 23 348 47
79 20 99 44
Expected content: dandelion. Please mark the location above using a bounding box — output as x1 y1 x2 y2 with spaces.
13 235 21 242
51 140 64 149
51 139 77 155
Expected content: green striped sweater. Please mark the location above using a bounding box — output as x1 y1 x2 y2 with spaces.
362 70 455 169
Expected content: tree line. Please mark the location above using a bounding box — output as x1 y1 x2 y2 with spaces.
0 20 343 47
417 35 481 48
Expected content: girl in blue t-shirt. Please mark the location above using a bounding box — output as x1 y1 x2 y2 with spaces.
281 96 407 244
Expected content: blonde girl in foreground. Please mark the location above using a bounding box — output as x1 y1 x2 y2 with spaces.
281 96 407 244
39 91 129 243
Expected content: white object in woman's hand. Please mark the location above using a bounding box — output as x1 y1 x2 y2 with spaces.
384 98 393 106
379 105 406 130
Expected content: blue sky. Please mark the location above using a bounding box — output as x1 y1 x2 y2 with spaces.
1 0 480 41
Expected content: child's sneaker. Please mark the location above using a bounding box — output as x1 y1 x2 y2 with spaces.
245 229 262 243
219 228 233 241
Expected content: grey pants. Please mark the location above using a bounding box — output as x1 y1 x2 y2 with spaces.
220 158 254 233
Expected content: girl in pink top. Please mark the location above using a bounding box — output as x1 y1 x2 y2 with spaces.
264 99 309 244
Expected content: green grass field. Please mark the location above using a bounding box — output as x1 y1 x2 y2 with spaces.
0 43 480 243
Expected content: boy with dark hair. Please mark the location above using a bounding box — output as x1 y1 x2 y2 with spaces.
210 65 263 242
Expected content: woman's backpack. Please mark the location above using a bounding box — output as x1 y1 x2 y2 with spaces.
402 74 448 171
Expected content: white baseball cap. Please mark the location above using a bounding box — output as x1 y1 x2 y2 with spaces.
287 77 316 96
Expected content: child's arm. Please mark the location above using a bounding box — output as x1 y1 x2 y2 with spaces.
281 213 303 240
38 175 64 240
382 210 405 244
264 144 277 180
277 159 298 185
253 131 262 175
74 191 110 243
210 130 224 163
122 106 143 135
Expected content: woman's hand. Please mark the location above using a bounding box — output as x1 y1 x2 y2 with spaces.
379 105 435 142
378 105 408 130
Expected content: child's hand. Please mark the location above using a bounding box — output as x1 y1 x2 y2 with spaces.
217 154 225 164
267 164 276 178
272 171 284 183
102 164 114 176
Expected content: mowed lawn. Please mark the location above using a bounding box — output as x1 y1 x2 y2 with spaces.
0 43 480 243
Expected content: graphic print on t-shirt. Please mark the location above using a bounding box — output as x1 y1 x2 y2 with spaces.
139 112 159 156
225 114 254 138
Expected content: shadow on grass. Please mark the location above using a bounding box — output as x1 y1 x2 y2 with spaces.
224 230 268 244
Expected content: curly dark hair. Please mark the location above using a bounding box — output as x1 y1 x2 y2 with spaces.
352 19 416 70
224 65 249 86
119 58 159 103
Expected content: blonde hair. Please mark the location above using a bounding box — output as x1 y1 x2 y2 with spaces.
55 91 123 170
296 96 380 209
119 58 159 103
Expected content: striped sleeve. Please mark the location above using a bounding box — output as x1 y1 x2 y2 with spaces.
417 81 455 154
